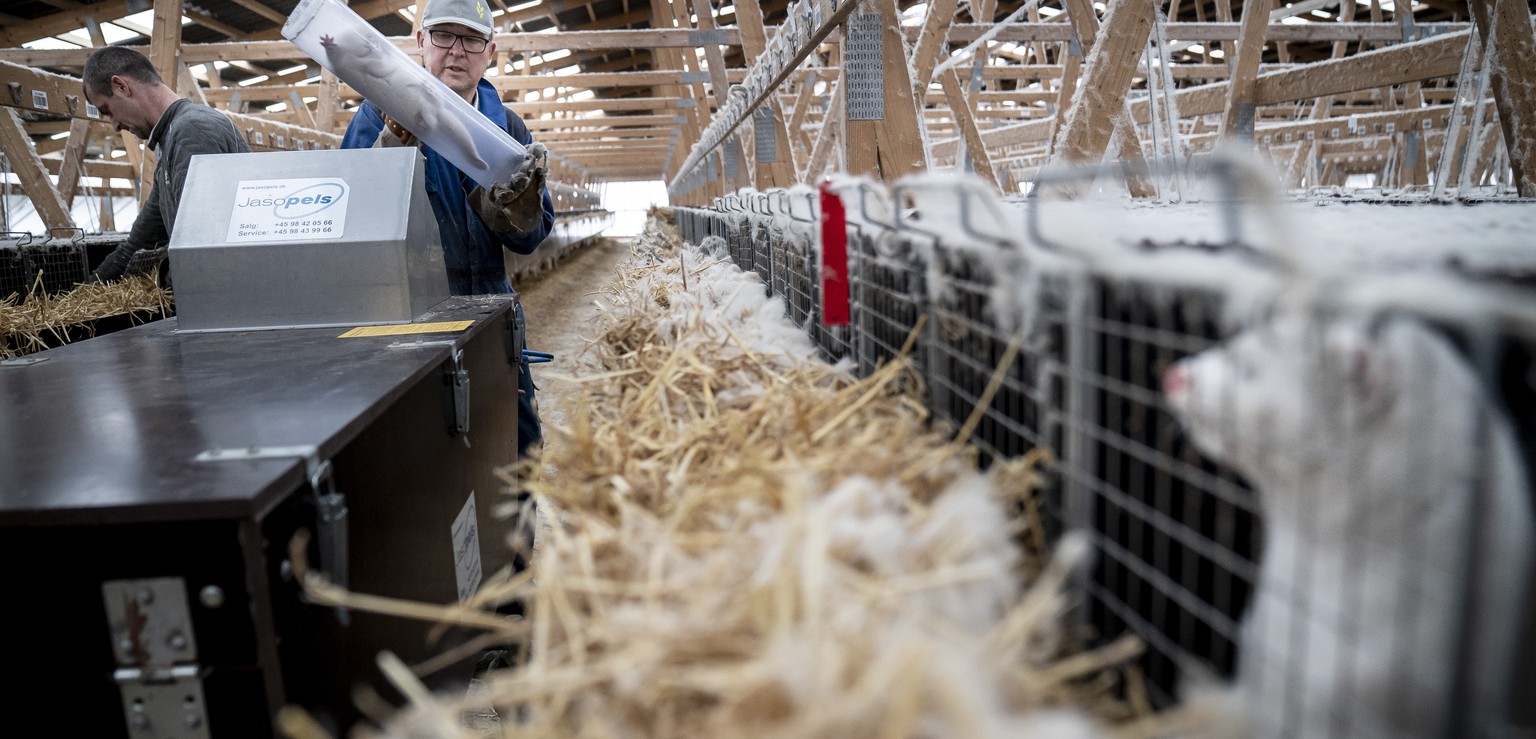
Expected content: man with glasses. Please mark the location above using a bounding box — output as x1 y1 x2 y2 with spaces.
342 0 554 465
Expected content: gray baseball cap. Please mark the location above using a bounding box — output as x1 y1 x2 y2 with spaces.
421 0 494 37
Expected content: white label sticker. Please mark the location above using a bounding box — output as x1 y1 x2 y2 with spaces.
226 177 349 243
31 89 47 109
451 492 483 602
85 101 99 118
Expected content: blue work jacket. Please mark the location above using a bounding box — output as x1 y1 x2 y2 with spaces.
340 78 554 295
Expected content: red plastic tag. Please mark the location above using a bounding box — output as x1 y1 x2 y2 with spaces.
819 179 850 327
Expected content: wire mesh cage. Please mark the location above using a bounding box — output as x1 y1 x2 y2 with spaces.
849 227 927 380
1058 276 1259 706
80 231 130 276
925 241 1067 468
123 245 169 281
28 228 90 295
1 232 33 302
678 179 1536 738
751 207 774 286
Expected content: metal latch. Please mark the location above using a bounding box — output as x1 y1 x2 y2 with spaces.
102 578 211 738
445 346 471 443
505 310 525 366
192 446 350 622
309 459 350 602
386 339 473 445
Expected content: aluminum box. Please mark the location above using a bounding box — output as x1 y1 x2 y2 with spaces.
170 147 449 332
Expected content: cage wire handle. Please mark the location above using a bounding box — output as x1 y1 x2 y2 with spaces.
853 182 897 232
46 227 84 244
772 190 792 219
1027 158 1274 261
891 179 1015 250
849 182 907 258
1 231 33 247
784 190 817 224
1025 163 1091 252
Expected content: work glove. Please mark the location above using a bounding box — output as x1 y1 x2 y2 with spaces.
469 142 548 236
373 113 419 148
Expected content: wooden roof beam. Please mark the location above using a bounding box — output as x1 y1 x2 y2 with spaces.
226 0 289 26
1468 0 1536 196
522 113 690 128
0 107 72 230
1052 0 1155 167
0 0 135 48
934 28 1471 158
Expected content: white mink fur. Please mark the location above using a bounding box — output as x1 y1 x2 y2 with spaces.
319 30 490 171
1164 311 1532 738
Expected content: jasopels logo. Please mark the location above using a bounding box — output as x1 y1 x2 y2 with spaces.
227 176 350 243
266 182 347 219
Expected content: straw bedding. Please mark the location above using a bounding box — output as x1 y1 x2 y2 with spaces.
288 209 1155 739
0 273 172 357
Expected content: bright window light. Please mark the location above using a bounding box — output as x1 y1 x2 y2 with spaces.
23 38 82 50
100 20 142 43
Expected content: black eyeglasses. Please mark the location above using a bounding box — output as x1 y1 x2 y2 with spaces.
427 29 491 53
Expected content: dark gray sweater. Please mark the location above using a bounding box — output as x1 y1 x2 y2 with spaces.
94 98 250 281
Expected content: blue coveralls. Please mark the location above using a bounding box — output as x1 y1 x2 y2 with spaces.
341 79 555 458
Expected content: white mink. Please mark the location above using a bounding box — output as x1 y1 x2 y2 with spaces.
1163 311 1532 738
319 30 490 171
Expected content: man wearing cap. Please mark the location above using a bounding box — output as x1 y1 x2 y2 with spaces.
341 0 553 462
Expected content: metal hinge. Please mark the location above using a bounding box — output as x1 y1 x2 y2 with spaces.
103 578 212 738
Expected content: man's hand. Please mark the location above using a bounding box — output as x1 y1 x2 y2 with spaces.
373 113 419 148
470 143 548 235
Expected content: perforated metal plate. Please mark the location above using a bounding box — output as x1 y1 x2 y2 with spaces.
754 106 778 163
724 139 741 179
846 12 884 121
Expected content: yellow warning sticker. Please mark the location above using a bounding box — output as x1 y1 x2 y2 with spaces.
338 320 474 338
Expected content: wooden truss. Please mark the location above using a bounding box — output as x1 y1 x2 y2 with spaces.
0 0 1533 228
